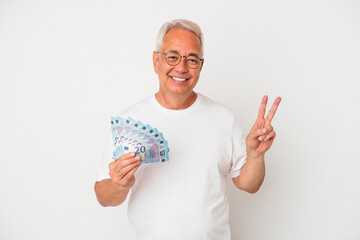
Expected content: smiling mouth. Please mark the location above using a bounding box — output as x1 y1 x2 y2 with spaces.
170 76 190 82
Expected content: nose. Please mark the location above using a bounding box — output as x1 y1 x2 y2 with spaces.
174 56 188 73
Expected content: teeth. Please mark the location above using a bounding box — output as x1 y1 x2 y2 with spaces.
172 77 187 81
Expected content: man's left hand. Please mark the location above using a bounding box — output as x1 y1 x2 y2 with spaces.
246 95 282 158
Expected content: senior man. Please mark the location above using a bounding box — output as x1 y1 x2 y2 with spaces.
95 19 281 239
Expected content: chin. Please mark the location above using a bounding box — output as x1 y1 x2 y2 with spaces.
168 87 193 95
169 83 197 94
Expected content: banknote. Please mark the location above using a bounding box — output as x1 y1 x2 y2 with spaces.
111 116 170 165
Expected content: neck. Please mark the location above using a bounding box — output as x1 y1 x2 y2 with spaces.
155 91 197 110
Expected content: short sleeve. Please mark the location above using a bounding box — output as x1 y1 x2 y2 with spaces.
96 133 114 182
228 120 247 178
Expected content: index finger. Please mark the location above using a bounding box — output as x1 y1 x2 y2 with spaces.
110 152 139 169
257 95 268 119
265 97 282 122
115 152 136 163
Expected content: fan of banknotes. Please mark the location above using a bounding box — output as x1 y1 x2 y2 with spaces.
111 116 169 165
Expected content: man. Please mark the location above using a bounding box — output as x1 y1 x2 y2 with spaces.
95 19 281 239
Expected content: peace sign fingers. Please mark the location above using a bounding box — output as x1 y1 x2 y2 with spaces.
247 95 282 156
265 97 282 123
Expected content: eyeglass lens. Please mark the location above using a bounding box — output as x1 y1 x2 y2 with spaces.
165 52 201 69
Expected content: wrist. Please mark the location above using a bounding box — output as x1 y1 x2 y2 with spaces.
111 178 130 192
246 149 265 162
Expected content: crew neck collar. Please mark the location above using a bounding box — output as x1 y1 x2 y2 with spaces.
151 93 202 116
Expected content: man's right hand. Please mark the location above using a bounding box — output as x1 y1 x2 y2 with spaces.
94 152 140 207
109 152 141 189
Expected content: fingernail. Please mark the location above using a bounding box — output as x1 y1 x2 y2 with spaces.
258 136 263 141
135 156 140 160
262 128 266 133
130 152 135 156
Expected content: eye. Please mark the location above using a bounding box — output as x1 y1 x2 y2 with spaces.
166 53 180 62
187 57 200 65
167 55 179 61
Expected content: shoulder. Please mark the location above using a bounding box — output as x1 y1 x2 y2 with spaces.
116 95 153 117
197 93 236 131
198 93 235 119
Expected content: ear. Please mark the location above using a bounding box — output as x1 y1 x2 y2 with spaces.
153 51 159 74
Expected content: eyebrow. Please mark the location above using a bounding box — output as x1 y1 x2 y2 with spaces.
167 50 201 58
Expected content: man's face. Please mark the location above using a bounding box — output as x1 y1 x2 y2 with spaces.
153 29 204 97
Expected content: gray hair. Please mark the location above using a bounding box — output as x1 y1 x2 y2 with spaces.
155 19 204 55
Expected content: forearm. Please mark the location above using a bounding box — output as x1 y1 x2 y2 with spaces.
236 154 265 193
94 179 130 207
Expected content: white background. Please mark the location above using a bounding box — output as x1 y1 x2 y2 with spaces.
1 0 359 239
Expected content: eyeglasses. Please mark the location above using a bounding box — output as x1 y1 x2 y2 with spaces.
157 51 203 69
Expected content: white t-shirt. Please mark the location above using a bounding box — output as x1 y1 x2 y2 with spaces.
97 93 247 240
